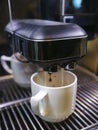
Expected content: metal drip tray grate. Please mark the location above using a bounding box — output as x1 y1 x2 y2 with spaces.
0 66 98 130
0 77 31 104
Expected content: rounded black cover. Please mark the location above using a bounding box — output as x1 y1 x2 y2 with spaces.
5 19 87 41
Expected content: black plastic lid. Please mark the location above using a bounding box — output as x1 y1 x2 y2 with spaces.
5 19 87 41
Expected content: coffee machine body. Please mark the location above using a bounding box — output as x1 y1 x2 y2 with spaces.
5 19 87 71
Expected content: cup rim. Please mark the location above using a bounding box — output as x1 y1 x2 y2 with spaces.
31 70 77 89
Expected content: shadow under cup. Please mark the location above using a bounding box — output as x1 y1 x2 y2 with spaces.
31 69 77 122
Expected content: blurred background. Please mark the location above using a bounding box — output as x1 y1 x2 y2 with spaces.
0 0 98 75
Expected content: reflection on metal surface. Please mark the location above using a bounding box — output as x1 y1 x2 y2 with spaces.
0 97 30 110
0 66 98 130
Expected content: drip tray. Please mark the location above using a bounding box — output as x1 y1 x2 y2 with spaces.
0 66 98 130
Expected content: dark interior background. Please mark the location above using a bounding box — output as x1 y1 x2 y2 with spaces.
0 0 60 76
0 0 98 75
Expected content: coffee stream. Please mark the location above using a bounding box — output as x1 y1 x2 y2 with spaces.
37 67 64 87
49 68 64 87
49 73 52 82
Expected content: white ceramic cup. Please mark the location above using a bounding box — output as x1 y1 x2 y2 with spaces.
30 68 77 122
0 54 38 88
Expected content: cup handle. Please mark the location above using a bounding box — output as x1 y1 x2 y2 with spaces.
30 91 48 117
0 55 13 74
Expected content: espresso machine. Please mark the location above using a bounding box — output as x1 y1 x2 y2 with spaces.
5 0 88 73
1 1 98 130
5 19 87 72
